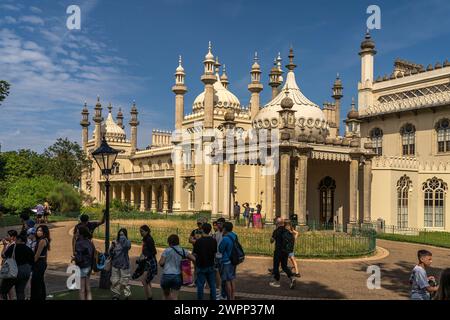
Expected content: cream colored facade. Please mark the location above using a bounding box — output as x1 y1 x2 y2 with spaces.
80 34 450 231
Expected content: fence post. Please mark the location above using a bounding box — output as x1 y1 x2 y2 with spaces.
332 234 336 257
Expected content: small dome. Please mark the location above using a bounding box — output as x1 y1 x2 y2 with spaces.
347 109 359 119
95 111 127 141
360 31 375 51
193 73 241 111
204 41 214 61
253 69 328 140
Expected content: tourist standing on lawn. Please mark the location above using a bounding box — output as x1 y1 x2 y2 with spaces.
73 225 94 300
233 202 240 223
247 208 255 228
410 250 439 300
0 233 34 300
31 225 50 300
285 221 301 278
435 268 450 300
218 221 237 300
242 203 250 228
253 204 263 229
110 228 132 300
270 218 296 289
189 217 206 287
133 225 157 300
159 234 195 300
72 212 105 255
193 223 217 300
214 217 226 299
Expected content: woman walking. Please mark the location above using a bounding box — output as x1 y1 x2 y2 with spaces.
110 228 132 300
159 234 195 300
31 225 50 301
132 225 157 300
285 221 301 277
0 233 34 300
73 225 94 300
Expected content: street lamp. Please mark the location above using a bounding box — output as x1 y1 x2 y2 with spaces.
91 136 119 289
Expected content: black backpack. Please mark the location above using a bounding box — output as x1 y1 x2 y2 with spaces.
281 230 295 254
227 235 245 266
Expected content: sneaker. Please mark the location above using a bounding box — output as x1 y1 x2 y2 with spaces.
269 281 281 288
289 278 296 289
294 273 301 278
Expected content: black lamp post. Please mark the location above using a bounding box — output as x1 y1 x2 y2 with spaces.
91 136 119 289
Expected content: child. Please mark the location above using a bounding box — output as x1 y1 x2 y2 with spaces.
410 250 439 300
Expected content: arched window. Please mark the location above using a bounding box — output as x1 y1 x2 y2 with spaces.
319 177 336 224
423 177 447 228
436 119 450 153
400 124 416 156
397 175 412 228
188 185 195 210
370 128 383 156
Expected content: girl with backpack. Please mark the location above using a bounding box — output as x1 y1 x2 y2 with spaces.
109 228 132 300
159 234 195 300
285 221 301 278
73 225 94 300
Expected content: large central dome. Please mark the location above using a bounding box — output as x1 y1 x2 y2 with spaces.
193 73 241 111
253 69 328 140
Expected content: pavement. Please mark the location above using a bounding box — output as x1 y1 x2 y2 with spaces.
2 221 450 300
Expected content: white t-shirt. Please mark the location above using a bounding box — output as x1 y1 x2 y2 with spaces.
213 231 223 259
161 245 190 275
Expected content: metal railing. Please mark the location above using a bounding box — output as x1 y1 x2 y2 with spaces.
95 223 377 258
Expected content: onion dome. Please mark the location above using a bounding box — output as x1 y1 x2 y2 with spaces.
93 105 127 142
347 98 359 119
253 49 328 140
204 41 214 62
175 55 185 73
360 31 375 51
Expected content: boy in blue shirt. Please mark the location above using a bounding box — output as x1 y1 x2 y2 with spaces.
218 221 237 300
410 250 439 300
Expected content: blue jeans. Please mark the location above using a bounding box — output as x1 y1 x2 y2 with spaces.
196 266 216 300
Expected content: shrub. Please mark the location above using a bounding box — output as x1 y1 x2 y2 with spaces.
48 182 81 213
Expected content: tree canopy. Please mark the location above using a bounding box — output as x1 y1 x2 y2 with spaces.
0 80 10 105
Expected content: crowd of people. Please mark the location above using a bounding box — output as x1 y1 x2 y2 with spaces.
1 202 450 301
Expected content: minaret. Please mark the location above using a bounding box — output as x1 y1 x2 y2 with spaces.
171 55 187 212
93 96 103 147
201 41 216 129
345 97 361 138
116 108 124 129
269 55 282 100
80 102 90 152
129 101 139 154
220 64 229 89
358 31 377 111
172 55 187 134
332 73 343 136
248 52 263 120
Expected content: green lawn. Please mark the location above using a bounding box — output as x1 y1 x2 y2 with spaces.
377 231 450 249
0 214 77 228
49 286 197 300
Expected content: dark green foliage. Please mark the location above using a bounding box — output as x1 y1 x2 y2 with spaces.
0 80 10 105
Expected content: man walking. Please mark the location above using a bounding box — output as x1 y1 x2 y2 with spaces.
269 218 296 289
193 223 217 300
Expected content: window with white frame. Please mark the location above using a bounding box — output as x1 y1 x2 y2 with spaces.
423 177 447 228
436 119 450 153
397 175 412 228
370 128 383 156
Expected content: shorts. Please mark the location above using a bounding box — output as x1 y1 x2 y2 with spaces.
288 252 295 258
220 263 236 281
160 274 182 291
79 267 92 278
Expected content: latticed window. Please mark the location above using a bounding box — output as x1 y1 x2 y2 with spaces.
397 175 411 228
401 124 415 156
370 128 383 156
436 119 450 153
423 177 447 228
319 177 336 224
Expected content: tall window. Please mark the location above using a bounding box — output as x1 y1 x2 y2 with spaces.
370 128 383 156
436 119 450 153
319 177 336 224
400 124 416 156
188 185 195 210
423 177 447 228
397 175 411 228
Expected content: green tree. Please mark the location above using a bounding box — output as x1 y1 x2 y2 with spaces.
43 138 91 186
48 182 81 213
0 80 10 105
3 175 59 214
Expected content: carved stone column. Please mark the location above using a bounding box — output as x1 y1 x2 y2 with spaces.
296 150 309 226
163 183 169 213
140 183 146 212
348 156 359 228
363 158 372 223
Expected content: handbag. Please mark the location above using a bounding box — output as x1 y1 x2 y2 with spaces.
0 244 18 279
172 247 192 286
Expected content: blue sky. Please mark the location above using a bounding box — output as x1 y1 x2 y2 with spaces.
1 0 450 152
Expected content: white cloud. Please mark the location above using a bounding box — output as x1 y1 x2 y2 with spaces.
1 16 17 24
0 4 21 11
29 6 42 14
19 15 45 26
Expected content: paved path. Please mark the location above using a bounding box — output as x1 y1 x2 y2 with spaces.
2 221 450 300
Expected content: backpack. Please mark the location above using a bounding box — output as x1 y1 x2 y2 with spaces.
0 244 18 279
91 243 105 272
171 247 193 286
227 235 245 266
281 230 295 254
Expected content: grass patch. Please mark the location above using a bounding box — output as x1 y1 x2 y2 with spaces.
95 220 376 259
49 286 197 300
0 213 78 228
377 231 450 249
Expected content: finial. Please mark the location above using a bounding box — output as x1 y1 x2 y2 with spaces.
285 46 296 71
336 72 340 79
223 64 226 73
214 56 221 73
178 55 182 66
254 51 258 62
97 95 100 102
208 41 212 52
108 103 112 113
351 97 355 109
